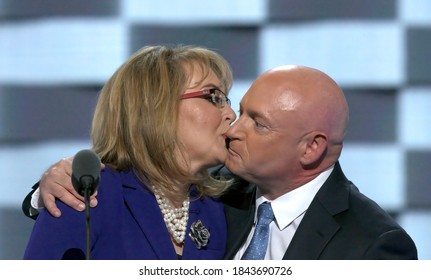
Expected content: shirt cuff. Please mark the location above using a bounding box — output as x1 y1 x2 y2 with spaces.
30 187 44 209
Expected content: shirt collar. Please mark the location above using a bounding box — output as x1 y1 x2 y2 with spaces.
256 165 334 230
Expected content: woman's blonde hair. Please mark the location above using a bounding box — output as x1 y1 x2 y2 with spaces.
91 45 233 203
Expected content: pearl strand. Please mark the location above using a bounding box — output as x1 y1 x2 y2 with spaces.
153 186 190 244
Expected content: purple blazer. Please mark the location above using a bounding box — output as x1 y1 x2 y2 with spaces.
24 167 227 260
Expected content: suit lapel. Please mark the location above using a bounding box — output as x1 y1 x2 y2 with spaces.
283 162 350 259
182 196 213 260
121 174 177 259
222 181 256 259
282 201 340 259
223 203 254 259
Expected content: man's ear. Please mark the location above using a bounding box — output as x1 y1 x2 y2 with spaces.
300 132 328 167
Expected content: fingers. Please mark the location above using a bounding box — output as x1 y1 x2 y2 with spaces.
40 181 86 216
42 194 62 218
39 157 81 217
89 190 99 207
39 156 101 217
42 187 98 218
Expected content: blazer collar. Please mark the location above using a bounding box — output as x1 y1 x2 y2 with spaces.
120 171 208 260
120 172 177 259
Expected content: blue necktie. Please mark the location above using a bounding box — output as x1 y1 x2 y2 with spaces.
241 202 274 260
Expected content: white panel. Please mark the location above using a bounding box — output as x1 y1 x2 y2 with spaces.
398 211 431 260
0 20 127 84
399 0 431 24
0 141 90 206
122 0 266 23
260 22 404 87
339 144 404 210
398 87 431 148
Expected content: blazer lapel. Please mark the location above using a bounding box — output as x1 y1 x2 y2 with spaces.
182 195 215 260
121 174 177 259
222 181 256 259
283 162 350 259
282 201 340 259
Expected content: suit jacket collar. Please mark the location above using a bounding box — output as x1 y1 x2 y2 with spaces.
283 161 350 259
120 171 205 260
222 178 256 259
119 172 176 259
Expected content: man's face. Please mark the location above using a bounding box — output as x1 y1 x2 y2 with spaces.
225 73 305 187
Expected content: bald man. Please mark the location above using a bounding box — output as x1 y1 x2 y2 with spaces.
23 65 417 260
222 65 417 259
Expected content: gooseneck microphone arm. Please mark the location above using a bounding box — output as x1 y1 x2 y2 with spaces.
71 149 101 260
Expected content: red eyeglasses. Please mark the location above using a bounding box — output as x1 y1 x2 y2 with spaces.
180 88 231 108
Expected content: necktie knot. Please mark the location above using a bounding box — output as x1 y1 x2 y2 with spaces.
256 202 274 226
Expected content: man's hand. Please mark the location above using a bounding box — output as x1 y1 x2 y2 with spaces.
38 157 101 217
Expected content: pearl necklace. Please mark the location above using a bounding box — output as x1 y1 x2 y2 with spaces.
153 186 190 244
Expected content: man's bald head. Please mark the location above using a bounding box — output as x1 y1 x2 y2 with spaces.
259 65 349 146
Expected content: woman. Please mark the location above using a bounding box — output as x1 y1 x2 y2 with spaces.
23 45 236 260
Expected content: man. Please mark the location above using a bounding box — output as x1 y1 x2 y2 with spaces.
220 65 417 259
23 65 418 259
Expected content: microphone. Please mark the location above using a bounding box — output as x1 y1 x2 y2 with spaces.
72 149 101 196
71 149 101 260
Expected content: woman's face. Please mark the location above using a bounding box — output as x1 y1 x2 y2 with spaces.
176 65 236 174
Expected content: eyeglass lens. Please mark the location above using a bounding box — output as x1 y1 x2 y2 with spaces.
211 89 230 107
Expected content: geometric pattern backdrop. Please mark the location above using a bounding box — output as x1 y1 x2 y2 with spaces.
1 0 430 259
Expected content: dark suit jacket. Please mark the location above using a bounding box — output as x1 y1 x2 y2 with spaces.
222 162 418 260
23 167 227 260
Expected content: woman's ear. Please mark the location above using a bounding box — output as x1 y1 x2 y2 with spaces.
300 132 328 167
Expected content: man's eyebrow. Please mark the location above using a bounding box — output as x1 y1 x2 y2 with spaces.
239 103 268 121
249 110 267 121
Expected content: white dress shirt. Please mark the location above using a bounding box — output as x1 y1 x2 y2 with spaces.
29 187 43 216
233 165 334 260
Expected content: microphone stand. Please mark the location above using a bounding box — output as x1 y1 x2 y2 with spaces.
81 175 94 260
84 187 91 260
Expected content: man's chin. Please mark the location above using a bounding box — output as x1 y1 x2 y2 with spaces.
224 157 241 173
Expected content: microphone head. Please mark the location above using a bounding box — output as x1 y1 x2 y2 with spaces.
72 149 101 196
